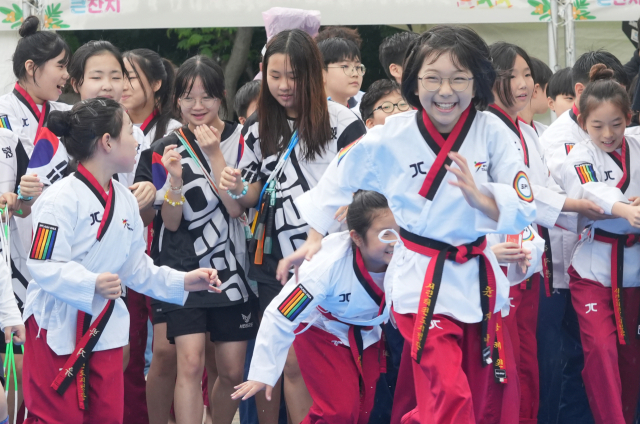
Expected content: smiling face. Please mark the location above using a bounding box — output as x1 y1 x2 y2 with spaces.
266 53 297 117
581 100 629 153
178 76 221 128
121 57 157 118
74 52 124 101
416 52 475 134
25 50 69 103
494 54 534 118
351 208 400 273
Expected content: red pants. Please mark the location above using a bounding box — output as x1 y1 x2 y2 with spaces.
123 289 149 424
293 325 380 424
569 266 640 424
23 317 124 424
503 275 540 424
393 311 520 424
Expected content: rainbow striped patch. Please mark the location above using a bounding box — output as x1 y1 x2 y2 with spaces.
337 137 362 166
278 285 313 321
574 163 597 184
0 115 11 131
522 227 535 242
565 143 575 155
30 223 58 260
513 171 533 203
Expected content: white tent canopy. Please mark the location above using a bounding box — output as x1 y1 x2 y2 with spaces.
0 0 636 30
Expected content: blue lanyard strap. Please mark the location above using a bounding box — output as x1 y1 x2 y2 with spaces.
256 130 299 208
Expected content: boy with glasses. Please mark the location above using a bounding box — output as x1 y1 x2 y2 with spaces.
359 79 409 128
318 37 365 117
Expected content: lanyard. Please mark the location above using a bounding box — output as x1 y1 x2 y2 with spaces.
256 130 299 208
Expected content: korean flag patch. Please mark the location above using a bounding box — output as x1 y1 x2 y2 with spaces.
278 285 313 321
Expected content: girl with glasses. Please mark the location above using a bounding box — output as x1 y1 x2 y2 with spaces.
151 55 257 424
279 25 540 424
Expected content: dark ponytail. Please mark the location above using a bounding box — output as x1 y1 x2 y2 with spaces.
48 98 125 162
578 64 631 128
347 190 390 242
13 16 70 83
123 49 177 141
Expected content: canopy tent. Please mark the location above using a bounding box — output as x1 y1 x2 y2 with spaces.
0 0 635 30
0 0 637 116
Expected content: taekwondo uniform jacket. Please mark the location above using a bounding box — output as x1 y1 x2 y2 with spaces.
249 232 386 387
296 107 536 323
24 166 188 355
561 135 640 288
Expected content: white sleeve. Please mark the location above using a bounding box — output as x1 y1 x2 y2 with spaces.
561 148 626 214
248 258 334 386
0 130 18 194
541 134 572 188
296 139 380 235
0 261 22 331
480 128 537 235
26 202 97 315
118 200 187 306
506 226 545 284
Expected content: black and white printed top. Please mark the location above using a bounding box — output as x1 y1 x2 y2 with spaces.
151 123 252 310
239 100 367 285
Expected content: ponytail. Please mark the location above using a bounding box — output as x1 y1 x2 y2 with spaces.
48 98 125 162
578 64 630 128
123 49 177 142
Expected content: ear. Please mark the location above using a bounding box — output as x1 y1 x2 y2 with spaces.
24 60 35 79
531 83 541 99
238 116 246 125
389 64 402 83
98 133 112 153
574 83 585 99
322 69 328 85
365 118 375 129
626 112 632 127
547 96 555 112
151 79 162 94
71 78 80 94
349 229 365 249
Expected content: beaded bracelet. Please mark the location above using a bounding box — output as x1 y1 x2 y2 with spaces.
170 179 183 193
17 186 33 202
164 191 185 207
227 179 249 200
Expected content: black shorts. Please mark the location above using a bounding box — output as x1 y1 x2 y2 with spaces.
258 281 285 314
150 302 168 325
165 302 258 343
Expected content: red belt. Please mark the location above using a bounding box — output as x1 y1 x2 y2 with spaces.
400 228 507 383
50 300 115 410
593 228 640 345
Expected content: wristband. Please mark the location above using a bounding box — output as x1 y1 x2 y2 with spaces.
227 179 248 200
17 186 33 202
